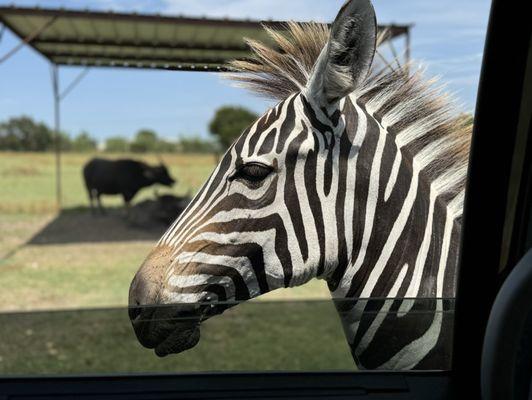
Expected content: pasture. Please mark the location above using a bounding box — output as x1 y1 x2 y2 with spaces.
0 152 331 311
0 152 341 374
0 152 216 214
0 301 354 375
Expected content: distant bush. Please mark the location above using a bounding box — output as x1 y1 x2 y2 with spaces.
155 139 177 153
209 106 258 150
0 116 54 151
0 116 223 155
0 116 99 152
176 136 219 153
58 133 72 151
71 131 97 152
104 136 129 152
456 113 474 127
130 129 159 153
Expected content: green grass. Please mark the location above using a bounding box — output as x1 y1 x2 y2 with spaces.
0 301 354 375
0 234 331 311
0 152 218 214
0 151 332 311
0 152 343 374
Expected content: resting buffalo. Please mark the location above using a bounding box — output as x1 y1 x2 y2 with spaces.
83 158 175 213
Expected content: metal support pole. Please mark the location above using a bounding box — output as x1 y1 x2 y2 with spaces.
48 65 89 210
60 67 90 100
51 64 62 209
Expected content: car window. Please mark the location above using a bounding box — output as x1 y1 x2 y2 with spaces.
0 0 491 376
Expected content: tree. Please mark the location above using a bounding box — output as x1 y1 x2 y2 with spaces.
457 112 474 127
59 133 73 151
72 131 97 152
155 138 177 153
208 106 258 149
105 136 129 152
176 135 219 153
130 129 158 153
0 116 54 151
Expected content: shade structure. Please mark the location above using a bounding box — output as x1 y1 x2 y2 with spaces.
0 6 410 209
0 6 411 72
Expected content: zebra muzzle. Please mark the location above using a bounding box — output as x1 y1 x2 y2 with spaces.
128 246 232 356
129 303 203 357
128 248 207 356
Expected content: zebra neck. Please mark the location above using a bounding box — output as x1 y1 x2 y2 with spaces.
321 94 463 300
321 96 462 369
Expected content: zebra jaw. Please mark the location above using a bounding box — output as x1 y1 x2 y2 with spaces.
128 299 212 357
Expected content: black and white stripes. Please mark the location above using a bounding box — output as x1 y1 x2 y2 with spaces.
129 0 470 369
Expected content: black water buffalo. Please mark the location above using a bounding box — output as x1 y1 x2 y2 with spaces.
83 158 175 213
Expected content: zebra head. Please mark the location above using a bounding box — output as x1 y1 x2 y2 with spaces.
129 0 378 357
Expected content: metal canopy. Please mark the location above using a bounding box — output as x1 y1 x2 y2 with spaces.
0 6 410 208
0 6 410 72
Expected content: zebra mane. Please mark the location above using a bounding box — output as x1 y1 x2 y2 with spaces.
227 22 471 209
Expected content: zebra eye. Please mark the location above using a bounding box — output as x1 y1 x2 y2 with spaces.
232 162 273 183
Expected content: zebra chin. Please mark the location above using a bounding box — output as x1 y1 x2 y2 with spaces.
128 302 207 357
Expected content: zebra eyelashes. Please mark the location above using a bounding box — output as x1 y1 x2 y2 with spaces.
229 162 274 187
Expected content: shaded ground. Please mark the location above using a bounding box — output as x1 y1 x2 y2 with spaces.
28 207 165 245
27 192 190 245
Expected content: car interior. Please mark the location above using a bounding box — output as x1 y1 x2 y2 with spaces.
0 0 531 398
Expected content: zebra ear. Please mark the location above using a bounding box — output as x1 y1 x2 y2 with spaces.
306 0 377 105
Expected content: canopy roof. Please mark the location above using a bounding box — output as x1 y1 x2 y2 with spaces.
0 6 410 72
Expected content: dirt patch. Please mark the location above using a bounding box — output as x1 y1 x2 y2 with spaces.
28 208 165 245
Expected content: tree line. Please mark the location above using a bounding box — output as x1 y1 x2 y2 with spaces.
0 106 258 153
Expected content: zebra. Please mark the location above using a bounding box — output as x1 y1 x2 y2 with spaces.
128 0 471 370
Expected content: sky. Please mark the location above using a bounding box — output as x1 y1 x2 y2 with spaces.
0 0 491 142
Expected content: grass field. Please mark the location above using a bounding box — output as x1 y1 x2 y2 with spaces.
0 151 331 311
0 152 342 374
0 301 354 375
0 152 218 214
